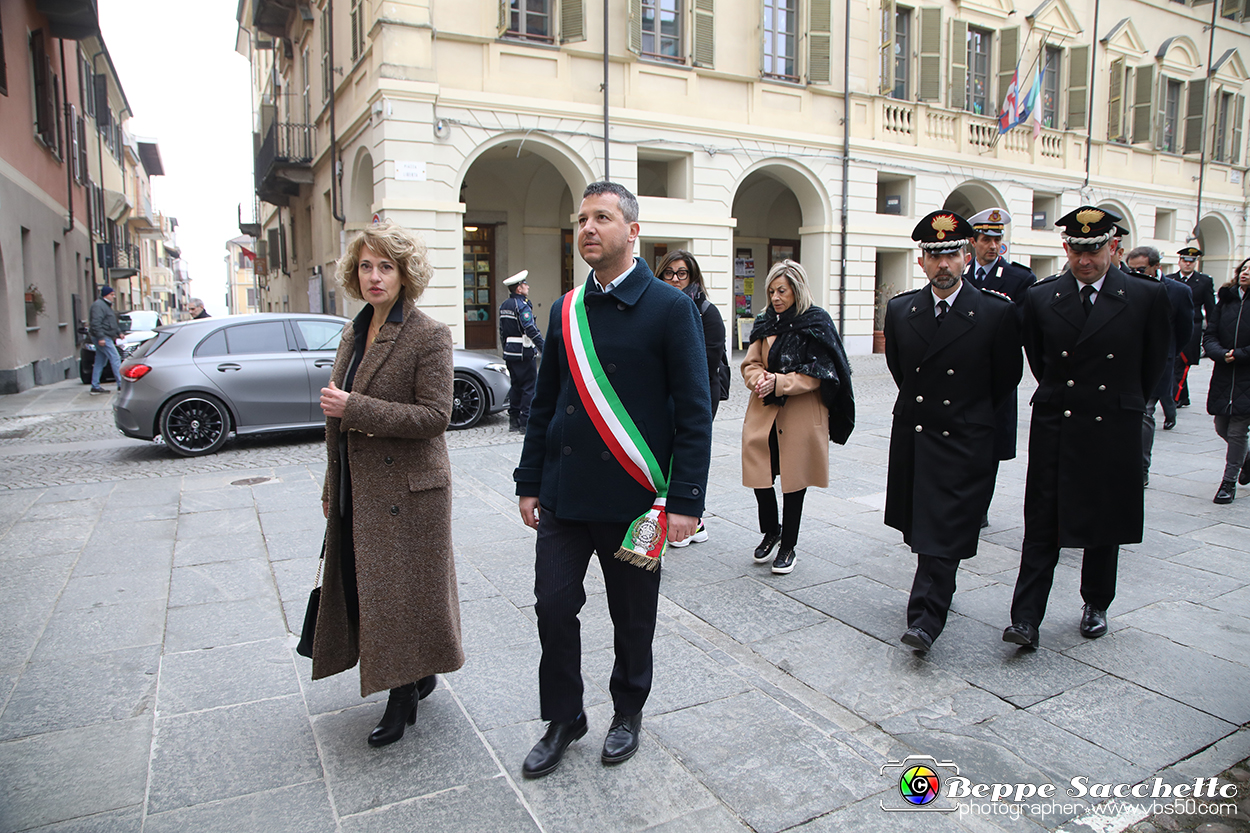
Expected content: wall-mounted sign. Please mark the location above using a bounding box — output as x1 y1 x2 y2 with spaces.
395 161 427 181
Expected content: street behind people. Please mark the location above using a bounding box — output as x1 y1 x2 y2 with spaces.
1204 256 1250 504
88 286 122 394
657 249 728 550
1170 247 1217 408
513 181 712 779
741 260 854 576
499 270 544 433
1003 206 1170 649
312 220 463 749
885 211 1022 652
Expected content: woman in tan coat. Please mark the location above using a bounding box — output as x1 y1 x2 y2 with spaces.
741 260 851 574
314 221 464 747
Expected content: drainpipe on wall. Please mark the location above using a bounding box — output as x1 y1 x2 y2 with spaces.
91 51 106 292
1193 0 1219 243
59 40 74 236
603 0 610 182
329 0 346 231
1082 0 1100 189
838 0 850 333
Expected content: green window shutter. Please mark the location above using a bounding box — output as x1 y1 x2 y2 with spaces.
628 0 642 55
917 7 942 102
879 0 896 96
1184 78 1206 153
1067 45 1089 130
1133 63 1154 143
997 26 1018 116
693 0 714 67
1233 94 1244 164
1222 0 1241 17
499 0 509 36
949 18 967 111
561 0 586 42
1156 74 1167 150
809 0 832 84
1107 57 1124 141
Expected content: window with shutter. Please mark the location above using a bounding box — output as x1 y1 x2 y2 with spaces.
1066 45 1088 130
321 8 332 102
628 0 643 55
1132 63 1153 143
1232 94 1244 164
809 0 832 84
762 0 798 81
561 0 587 44
505 0 554 43
70 104 80 181
79 53 92 117
351 0 360 62
641 0 683 63
1215 89 1231 161
1222 0 1241 20
93 74 110 129
1107 57 1124 141
76 115 87 182
879 0 895 96
30 31 54 147
1041 46 1060 128
1160 76 1181 152
692 0 713 67
917 7 941 102
949 19 968 111
1183 78 1206 154
997 26 1018 118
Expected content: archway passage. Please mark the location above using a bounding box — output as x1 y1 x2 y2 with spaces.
349 149 375 224
941 181 1007 220
1197 213 1235 284
459 142 580 350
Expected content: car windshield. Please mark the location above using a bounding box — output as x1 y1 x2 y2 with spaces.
120 311 161 332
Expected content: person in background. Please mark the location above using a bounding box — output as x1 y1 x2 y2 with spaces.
1169 247 1217 408
189 298 210 319
88 286 122 395
313 220 463 748
657 249 728 549
741 260 854 575
1204 256 1250 504
499 271 544 433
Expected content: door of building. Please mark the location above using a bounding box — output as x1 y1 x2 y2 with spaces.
464 226 496 350
561 229 576 294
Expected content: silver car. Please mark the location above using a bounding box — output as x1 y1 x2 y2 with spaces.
114 313 511 456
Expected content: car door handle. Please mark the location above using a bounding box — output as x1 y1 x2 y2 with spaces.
216 363 242 372
314 359 335 367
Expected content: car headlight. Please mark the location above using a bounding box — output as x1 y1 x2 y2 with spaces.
484 363 509 377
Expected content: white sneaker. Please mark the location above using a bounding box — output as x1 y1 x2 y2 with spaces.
669 521 708 548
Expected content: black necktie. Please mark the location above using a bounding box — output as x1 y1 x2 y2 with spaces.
936 299 949 325
976 267 986 286
1081 285 1095 317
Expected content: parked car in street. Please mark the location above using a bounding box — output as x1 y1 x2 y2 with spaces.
79 310 163 384
113 313 511 456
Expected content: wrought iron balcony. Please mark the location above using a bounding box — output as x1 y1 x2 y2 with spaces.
255 121 315 207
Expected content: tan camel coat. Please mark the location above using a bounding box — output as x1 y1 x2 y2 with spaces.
312 302 464 696
740 335 830 492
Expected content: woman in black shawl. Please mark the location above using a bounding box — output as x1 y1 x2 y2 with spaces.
740 260 853 574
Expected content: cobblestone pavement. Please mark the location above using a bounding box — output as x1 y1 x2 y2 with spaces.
0 354 1246 833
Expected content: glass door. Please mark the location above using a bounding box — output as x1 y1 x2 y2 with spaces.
463 226 495 350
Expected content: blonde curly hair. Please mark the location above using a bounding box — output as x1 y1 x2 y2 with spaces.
336 220 433 302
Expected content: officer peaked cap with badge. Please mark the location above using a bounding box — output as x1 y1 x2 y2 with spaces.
1056 205 1121 251
1177 246 1203 259
503 270 529 288
913 210 975 254
968 207 1011 238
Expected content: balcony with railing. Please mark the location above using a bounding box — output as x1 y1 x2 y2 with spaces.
255 121 315 207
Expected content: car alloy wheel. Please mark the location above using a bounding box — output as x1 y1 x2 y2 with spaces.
449 372 486 430
160 392 230 456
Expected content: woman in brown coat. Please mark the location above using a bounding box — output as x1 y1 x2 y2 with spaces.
741 260 850 575
314 221 464 748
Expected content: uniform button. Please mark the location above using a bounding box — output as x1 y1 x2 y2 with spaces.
947 369 955 375
1106 353 1114 359
1099 385 1106 391
915 395 924 403
942 430 950 437
1064 410 1072 417
1067 380 1074 387
617 302 626 311
1061 351 1069 357
692 486 701 496
1095 416 1103 422
607 363 617 373
916 366 920 372
390 506 400 516
384 456 394 465
601 451 610 460
566 404 576 414
915 425 923 433
943 400 951 406
563 446 572 455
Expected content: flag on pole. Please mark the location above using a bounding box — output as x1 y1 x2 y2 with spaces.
1026 64 1045 138
998 64 1023 134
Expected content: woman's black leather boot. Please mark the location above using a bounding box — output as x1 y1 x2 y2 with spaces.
368 682 418 747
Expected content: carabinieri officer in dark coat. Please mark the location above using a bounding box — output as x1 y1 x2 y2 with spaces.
499 270 545 432
1003 206 1170 649
885 211 1022 651
1167 246 1217 409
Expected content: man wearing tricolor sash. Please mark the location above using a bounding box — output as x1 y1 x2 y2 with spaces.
514 182 712 778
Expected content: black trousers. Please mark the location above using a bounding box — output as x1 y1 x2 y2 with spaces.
533 508 661 723
755 487 807 549
507 358 538 421
1010 540 1119 627
1175 355 1192 405
907 555 959 638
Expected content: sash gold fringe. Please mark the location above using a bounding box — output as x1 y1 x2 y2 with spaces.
613 546 661 571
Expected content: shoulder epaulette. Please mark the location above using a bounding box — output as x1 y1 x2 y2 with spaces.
1034 273 1060 285
892 287 923 299
979 287 1013 302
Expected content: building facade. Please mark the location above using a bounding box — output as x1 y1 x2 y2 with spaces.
238 0 1250 355
225 235 261 315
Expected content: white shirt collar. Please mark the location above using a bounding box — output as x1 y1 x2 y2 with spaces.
932 280 963 315
593 257 638 294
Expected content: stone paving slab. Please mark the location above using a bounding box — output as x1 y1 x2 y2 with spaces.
0 357 1247 832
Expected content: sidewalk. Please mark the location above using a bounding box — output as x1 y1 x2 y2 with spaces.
0 355 1246 833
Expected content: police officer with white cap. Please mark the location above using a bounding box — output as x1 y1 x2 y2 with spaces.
499 270 544 432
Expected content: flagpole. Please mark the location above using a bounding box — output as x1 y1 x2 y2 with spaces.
1083 0 1100 189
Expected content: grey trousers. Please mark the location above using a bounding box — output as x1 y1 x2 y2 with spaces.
1213 414 1250 483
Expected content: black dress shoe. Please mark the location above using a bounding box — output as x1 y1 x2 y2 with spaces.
753 529 782 563
980 513 990 529
601 712 642 764
368 682 418 747
771 547 796 574
522 712 587 778
901 627 933 651
1163 418 1176 430
1079 605 1108 638
1001 622 1039 649
1143 469 1150 487
1239 455 1250 486
416 675 437 699
1214 480 1236 504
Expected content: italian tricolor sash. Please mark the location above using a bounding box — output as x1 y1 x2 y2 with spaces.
562 281 668 570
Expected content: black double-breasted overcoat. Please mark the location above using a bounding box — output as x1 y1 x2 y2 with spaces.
1169 270 1216 364
884 285 1022 559
1021 267 1171 547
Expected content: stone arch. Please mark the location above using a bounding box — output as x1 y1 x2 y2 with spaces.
348 147 375 223
942 180 1009 218
453 132 595 201
1095 198 1136 244
1198 211 1236 283
732 158 831 229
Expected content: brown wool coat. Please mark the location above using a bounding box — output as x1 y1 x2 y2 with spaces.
740 335 830 492
312 302 464 697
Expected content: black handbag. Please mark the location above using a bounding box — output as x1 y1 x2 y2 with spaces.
295 540 325 659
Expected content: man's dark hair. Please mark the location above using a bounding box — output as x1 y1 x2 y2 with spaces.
583 181 639 224
1127 245 1161 267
